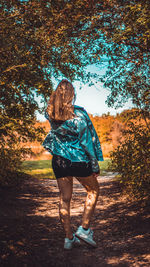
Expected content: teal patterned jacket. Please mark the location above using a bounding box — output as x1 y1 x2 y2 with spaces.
42 105 103 173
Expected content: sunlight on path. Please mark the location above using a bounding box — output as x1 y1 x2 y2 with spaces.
1 173 150 267
32 173 117 218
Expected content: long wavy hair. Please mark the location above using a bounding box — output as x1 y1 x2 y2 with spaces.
46 80 76 121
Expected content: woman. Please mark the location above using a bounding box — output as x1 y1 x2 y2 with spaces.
42 79 103 250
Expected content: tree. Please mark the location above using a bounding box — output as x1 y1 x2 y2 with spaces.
89 0 150 201
0 0 106 182
111 121 150 202
1 0 149 188
93 0 150 115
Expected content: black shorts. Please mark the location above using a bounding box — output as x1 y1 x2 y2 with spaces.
52 154 93 179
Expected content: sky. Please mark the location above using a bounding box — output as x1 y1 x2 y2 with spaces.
74 81 133 115
36 65 133 121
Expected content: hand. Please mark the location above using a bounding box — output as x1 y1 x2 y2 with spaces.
93 171 100 178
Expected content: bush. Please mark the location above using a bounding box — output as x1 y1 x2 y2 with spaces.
111 122 150 202
0 144 30 186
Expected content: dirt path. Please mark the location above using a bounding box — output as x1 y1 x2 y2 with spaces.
0 175 150 267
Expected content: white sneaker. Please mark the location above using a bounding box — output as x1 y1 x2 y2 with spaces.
75 226 97 247
64 234 81 250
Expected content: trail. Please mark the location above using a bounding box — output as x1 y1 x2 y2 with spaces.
0 175 150 267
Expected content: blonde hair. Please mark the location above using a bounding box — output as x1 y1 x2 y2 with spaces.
46 79 76 121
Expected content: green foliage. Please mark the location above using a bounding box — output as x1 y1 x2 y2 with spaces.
1 0 149 187
0 0 101 182
0 142 30 186
111 122 150 202
97 0 150 112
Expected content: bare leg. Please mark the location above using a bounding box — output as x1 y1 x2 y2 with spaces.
76 175 99 229
57 176 73 239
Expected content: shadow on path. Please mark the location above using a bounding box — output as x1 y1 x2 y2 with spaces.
0 176 150 267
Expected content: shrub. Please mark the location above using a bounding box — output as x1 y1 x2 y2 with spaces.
0 143 30 186
111 122 150 202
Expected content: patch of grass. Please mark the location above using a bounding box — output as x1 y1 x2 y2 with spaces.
22 160 55 179
99 159 112 175
22 160 52 170
22 158 111 179
26 168 55 179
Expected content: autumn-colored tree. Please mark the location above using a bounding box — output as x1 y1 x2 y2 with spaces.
0 0 108 182
1 0 149 189
92 0 150 201
92 0 150 116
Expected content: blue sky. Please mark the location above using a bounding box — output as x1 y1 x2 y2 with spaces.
74 81 133 115
36 65 133 121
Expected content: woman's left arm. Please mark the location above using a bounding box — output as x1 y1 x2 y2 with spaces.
78 119 100 173
78 108 103 162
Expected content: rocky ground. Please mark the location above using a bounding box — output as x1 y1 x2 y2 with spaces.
0 175 150 267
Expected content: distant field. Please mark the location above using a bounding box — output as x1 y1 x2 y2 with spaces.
22 159 111 179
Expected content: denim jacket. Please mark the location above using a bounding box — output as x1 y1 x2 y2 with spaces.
42 105 103 173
